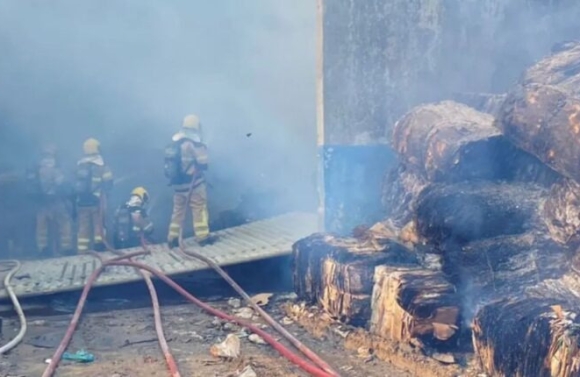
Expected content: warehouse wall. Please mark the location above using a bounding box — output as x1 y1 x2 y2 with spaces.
320 0 580 233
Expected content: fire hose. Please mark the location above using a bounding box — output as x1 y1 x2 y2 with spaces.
97 195 182 377
41 251 148 377
177 180 340 377
0 260 27 355
43 183 337 376
41 252 335 377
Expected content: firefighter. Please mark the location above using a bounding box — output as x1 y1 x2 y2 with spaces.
75 138 113 252
27 144 74 256
164 114 210 247
113 186 154 249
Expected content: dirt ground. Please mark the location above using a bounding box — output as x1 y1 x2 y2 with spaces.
0 294 414 377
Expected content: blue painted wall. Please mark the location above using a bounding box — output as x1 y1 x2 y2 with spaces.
321 145 395 235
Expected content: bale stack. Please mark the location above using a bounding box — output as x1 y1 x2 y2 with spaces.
292 42 580 371
465 42 580 376
292 233 418 326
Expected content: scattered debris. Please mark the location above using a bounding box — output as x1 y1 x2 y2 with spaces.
275 292 298 302
281 317 294 325
235 329 250 338
250 293 273 306
121 334 157 347
248 333 266 345
179 330 204 342
237 365 257 377
228 298 242 309
234 307 254 319
431 353 456 364
357 346 373 360
29 319 47 326
210 334 241 359
332 327 350 338
62 349 95 363
289 303 307 318
223 322 237 331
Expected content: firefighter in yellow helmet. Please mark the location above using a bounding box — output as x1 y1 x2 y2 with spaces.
75 138 114 252
164 114 210 247
26 143 74 256
113 187 154 249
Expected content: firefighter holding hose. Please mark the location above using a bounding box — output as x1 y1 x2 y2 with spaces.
75 138 113 253
113 186 154 249
165 114 210 247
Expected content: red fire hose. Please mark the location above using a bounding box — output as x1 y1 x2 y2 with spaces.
177 179 340 377
41 251 148 377
112 260 335 377
139 237 181 377
94 198 182 377
41 255 334 377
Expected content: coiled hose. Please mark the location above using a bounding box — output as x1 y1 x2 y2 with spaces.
0 260 27 355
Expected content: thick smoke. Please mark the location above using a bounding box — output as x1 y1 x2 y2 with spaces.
0 0 317 247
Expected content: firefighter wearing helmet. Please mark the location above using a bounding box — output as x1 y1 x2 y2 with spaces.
164 114 210 247
26 143 74 256
113 186 154 249
74 138 114 252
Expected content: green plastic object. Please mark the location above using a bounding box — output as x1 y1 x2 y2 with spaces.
62 349 95 363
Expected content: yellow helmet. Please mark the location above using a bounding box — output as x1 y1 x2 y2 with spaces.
83 138 100 155
182 114 200 130
131 186 149 203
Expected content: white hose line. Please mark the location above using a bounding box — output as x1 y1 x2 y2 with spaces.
0 260 27 355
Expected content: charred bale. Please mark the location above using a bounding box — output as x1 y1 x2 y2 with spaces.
524 42 580 92
473 298 580 377
381 165 429 227
543 179 580 247
391 100 559 187
370 265 460 347
415 182 545 245
452 92 507 115
497 44 580 183
292 233 419 326
392 101 502 182
444 233 569 308
497 82 580 183
293 233 337 303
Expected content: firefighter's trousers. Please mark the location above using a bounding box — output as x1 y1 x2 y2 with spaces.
36 200 73 254
77 205 105 252
168 183 209 242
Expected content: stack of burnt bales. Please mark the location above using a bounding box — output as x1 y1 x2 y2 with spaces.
293 232 419 327
470 43 580 376
293 42 580 372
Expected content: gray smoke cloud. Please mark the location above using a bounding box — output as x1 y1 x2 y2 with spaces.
0 0 317 235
